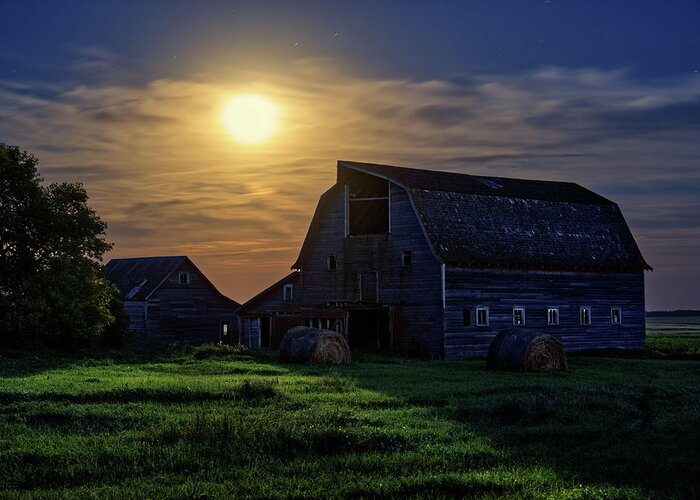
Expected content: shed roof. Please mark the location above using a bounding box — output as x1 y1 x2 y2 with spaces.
106 256 239 305
293 161 651 272
237 271 300 316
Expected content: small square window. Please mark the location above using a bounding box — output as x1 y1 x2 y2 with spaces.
402 250 412 267
547 308 559 325
513 307 525 326
283 284 294 302
326 255 337 271
611 308 622 325
178 272 189 285
580 306 591 325
463 307 471 326
476 307 489 326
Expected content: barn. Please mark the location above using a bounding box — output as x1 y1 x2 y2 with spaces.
240 160 651 359
107 256 239 344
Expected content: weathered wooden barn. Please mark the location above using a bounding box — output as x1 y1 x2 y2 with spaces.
240 160 651 359
107 256 239 344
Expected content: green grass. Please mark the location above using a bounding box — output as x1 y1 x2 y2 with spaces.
647 316 700 358
1 335 699 498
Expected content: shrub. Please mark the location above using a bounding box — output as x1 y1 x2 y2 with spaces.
192 343 248 359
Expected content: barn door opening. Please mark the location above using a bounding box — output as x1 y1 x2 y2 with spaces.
260 317 271 348
271 316 303 349
348 309 391 352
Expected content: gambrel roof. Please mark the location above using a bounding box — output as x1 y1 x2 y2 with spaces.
106 256 240 305
293 161 651 272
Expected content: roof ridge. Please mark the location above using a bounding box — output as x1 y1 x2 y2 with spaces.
109 255 186 261
339 160 615 205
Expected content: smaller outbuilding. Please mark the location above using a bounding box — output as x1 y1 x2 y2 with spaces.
107 256 239 344
237 271 303 349
237 271 348 349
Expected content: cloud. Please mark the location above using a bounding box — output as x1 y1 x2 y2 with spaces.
0 63 698 306
411 104 473 126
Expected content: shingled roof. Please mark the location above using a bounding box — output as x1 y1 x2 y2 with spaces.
293 161 651 272
106 256 240 305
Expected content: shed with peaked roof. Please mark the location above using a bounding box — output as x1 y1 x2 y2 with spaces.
107 256 239 344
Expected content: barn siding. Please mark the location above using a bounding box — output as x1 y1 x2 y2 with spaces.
239 274 300 317
124 301 146 335
144 259 237 343
444 267 645 359
240 318 251 346
299 182 444 357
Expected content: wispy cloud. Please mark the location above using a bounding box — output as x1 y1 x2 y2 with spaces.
1 61 698 306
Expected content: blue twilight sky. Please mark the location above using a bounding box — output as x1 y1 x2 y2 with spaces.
0 1 699 307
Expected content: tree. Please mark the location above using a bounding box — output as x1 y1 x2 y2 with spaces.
0 143 126 349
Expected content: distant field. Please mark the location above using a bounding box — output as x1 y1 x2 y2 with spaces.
646 316 700 358
0 337 698 498
647 315 700 331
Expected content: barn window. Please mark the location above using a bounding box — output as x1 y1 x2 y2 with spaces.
346 170 389 236
476 307 489 326
326 255 337 271
402 250 412 267
547 308 560 325
611 308 622 325
513 307 525 326
463 307 471 326
178 272 190 285
580 306 591 325
283 284 294 302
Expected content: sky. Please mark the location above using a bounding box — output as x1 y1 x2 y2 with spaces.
0 1 699 309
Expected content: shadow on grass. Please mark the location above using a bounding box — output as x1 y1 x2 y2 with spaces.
2 342 699 496
271 351 700 497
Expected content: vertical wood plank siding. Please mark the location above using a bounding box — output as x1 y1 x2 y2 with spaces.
238 273 301 348
145 259 237 343
240 318 260 348
444 267 645 359
124 301 146 335
299 183 444 357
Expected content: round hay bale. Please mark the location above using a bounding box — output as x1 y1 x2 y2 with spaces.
280 326 351 364
487 330 567 372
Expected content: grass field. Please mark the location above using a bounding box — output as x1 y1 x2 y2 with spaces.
1 327 699 498
646 317 700 358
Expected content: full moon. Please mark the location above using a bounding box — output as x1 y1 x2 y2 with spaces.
221 94 279 144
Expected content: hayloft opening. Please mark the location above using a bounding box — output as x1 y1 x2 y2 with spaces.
343 168 389 236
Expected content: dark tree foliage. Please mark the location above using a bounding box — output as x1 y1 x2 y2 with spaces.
0 143 126 349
